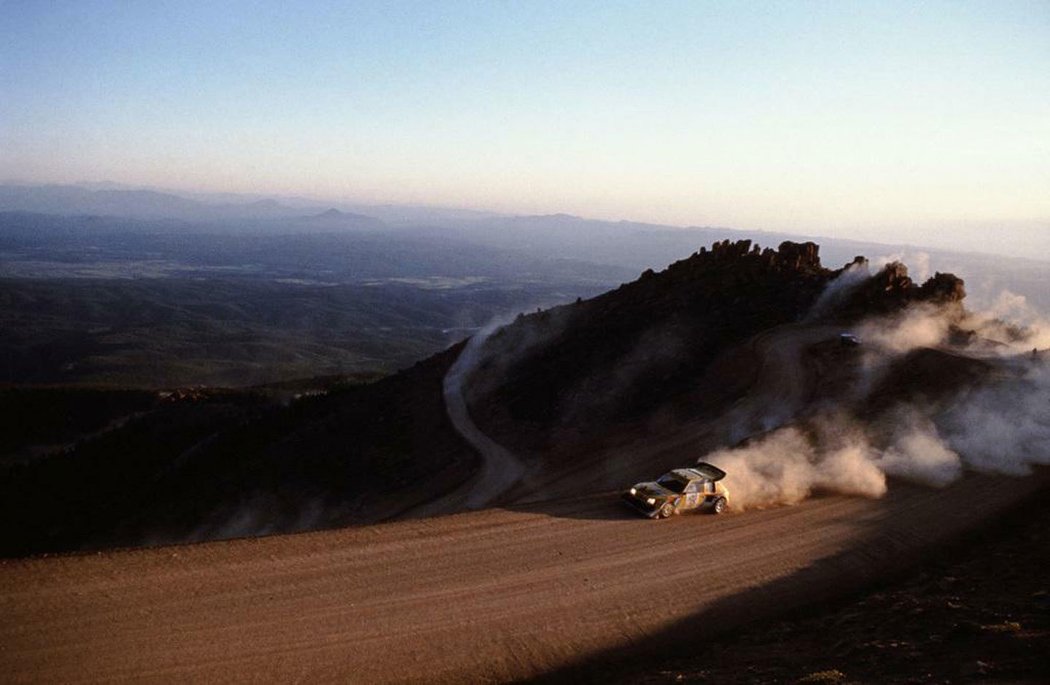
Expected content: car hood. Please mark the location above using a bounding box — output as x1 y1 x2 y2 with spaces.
632 482 674 499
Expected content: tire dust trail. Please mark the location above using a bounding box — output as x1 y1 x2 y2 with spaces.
2 472 1045 683
411 328 524 516
441 356 524 508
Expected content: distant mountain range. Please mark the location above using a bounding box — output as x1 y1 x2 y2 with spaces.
2 183 1048 313
0 184 390 231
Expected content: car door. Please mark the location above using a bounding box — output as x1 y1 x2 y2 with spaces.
682 481 703 511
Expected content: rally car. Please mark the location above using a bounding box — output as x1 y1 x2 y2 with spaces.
622 462 729 519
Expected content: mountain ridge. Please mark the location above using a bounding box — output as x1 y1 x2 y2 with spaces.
0 239 980 556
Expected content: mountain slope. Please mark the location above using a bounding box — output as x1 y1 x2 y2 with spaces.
0 239 977 555
0 346 474 556
466 240 964 459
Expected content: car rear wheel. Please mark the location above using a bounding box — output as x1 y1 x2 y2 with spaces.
712 497 727 515
659 502 675 519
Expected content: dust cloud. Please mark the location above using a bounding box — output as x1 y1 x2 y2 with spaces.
443 317 526 508
857 303 951 354
961 290 1050 353
941 364 1050 476
874 250 932 281
806 258 871 321
707 422 886 510
710 268 1050 511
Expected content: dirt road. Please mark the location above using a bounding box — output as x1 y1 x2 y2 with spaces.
411 324 525 517
2 472 1044 683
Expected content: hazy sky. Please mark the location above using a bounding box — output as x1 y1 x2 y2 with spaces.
2 1 1048 252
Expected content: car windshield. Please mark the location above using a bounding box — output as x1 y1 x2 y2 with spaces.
656 475 687 493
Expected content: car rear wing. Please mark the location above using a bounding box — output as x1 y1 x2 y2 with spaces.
693 461 727 482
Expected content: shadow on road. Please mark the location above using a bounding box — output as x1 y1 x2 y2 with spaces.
523 473 1050 684
504 493 642 522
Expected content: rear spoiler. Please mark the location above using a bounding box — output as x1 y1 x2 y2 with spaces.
693 461 727 482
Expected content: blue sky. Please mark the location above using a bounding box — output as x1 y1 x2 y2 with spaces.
1 1 1048 253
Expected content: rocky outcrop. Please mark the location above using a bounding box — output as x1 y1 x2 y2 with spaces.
695 239 822 272
772 240 822 271
920 271 967 303
835 261 966 319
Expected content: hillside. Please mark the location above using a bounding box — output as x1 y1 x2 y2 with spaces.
1 239 993 556
466 240 965 462
0 345 474 556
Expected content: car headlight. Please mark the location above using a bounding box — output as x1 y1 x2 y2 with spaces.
646 497 656 505
629 487 637 495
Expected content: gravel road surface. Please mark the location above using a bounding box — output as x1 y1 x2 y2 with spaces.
2 472 1045 683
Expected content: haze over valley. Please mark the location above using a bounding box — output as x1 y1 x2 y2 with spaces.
3 183 1048 388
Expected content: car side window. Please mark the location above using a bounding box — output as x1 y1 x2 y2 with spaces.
685 482 700 494
705 481 715 494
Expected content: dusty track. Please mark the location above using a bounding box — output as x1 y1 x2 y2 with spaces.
2 472 1045 683
411 328 524 517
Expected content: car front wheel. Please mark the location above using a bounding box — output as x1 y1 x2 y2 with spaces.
712 497 727 515
659 502 675 519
